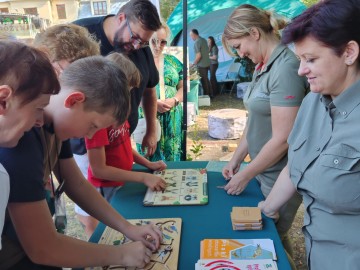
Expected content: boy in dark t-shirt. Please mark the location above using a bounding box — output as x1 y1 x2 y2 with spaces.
0 57 162 270
0 41 60 254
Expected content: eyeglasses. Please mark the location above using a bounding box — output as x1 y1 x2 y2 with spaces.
151 38 168 47
125 18 149 48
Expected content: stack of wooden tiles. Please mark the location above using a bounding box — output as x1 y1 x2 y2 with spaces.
231 207 263 230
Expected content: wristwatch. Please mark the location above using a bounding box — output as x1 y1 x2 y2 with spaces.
173 97 179 106
173 97 180 106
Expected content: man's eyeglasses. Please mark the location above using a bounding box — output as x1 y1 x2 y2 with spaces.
125 18 149 48
151 38 168 47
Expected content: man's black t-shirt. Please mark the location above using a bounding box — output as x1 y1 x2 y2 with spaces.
74 15 159 134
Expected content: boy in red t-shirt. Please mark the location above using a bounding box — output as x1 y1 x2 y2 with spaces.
86 121 166 190
76 53 167 237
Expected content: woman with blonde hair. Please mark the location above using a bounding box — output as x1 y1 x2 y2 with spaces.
221 4 308 267
137 23 184 161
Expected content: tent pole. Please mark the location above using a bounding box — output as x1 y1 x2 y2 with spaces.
181 0 188 161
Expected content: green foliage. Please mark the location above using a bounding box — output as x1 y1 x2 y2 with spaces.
233 56 255 82
186 123 204 161
237 57 256 82
301 0 319 7
160 0 180 20
2 17 14 24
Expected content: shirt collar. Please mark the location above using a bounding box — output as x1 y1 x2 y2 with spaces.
333 79 360 118
257 44 286 74
320 79 360 118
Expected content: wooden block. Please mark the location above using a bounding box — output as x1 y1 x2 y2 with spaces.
231 207 262 223
232 221 263 227
232 224 263 230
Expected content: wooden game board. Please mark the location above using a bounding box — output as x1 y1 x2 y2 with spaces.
85 218 182 270
143 168 208 206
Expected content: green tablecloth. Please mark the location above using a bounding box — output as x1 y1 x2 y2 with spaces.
89 161 291 269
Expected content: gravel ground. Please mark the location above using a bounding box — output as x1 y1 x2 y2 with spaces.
65 93 307 269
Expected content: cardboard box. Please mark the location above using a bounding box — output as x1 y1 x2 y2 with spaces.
187 102 196 126
198 95 211 106
237 82 250 99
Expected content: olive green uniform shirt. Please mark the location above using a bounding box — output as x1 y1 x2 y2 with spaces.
243 44 308 235
244 44 308 192
288 79 360 270
194 36 210 68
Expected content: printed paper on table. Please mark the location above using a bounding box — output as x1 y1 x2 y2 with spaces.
195 259 278 270
200 239 277 261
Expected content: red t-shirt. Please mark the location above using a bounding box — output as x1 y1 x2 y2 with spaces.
85 121 134 187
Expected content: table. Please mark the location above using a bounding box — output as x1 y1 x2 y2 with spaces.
90 161 291 269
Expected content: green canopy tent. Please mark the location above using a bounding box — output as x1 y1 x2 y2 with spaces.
168 0 306 80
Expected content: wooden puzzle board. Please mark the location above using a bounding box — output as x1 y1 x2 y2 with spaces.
143 168 208 206
85 218 182 270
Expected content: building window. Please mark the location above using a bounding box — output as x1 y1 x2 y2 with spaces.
93 1 107 15
56 4 66 19
0 8 9 13
23 8 38 16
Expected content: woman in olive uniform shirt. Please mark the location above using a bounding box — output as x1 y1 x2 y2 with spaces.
259 1 360 269
221 4 308 267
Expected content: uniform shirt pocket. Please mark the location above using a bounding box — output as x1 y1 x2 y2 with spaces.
290 137 307 151
316 144 360 209
288 137 307 186
320 144 360 171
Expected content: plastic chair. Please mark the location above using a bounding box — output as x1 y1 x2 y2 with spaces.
219 61 242 94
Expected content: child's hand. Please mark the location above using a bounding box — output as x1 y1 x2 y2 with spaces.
144 174 167 191
115 241 152 267
149 160 167 171
125 223 162 252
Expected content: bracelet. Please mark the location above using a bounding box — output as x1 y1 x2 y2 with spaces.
173 97 179 106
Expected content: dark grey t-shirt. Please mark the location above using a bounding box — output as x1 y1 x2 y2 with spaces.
209 46 218 65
